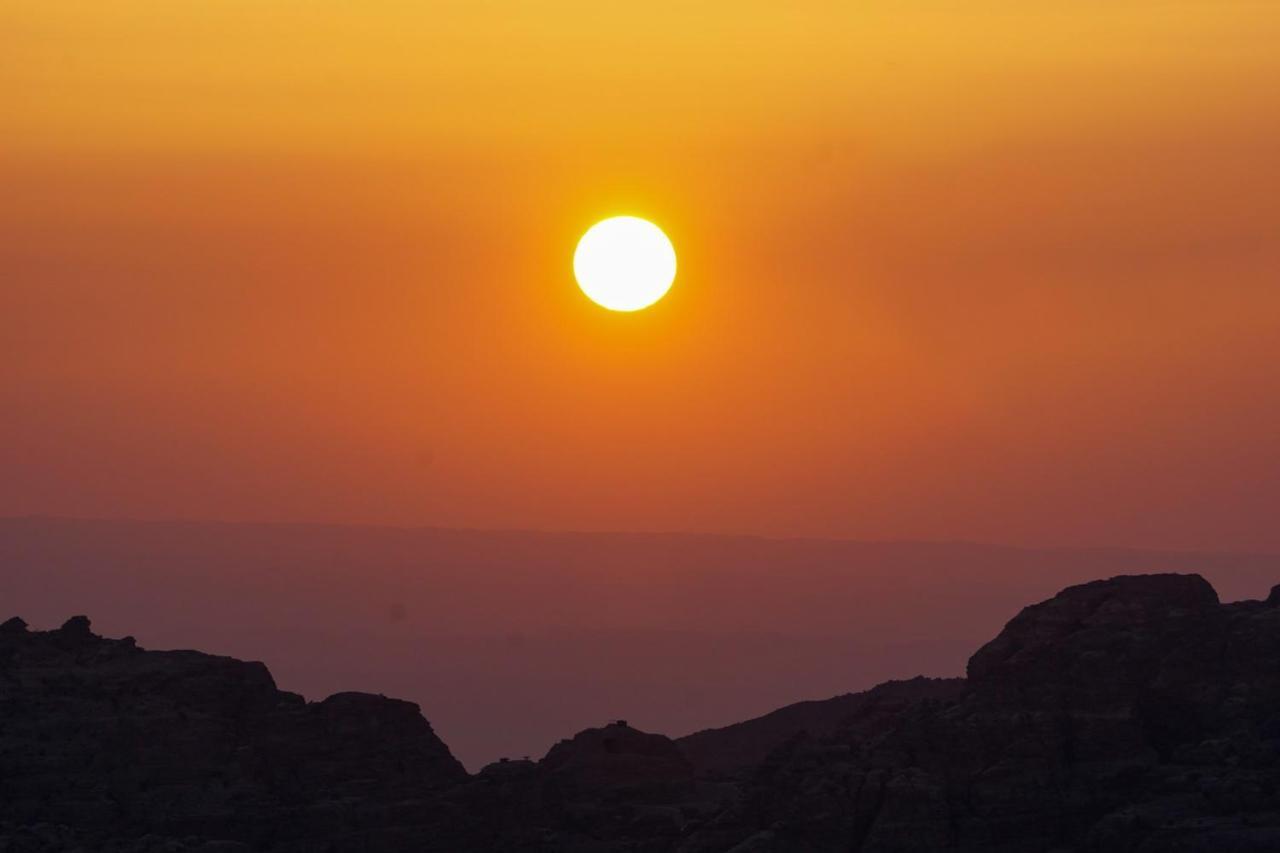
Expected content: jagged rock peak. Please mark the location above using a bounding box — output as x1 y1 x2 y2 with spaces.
0 616 27 633
58 614 93 636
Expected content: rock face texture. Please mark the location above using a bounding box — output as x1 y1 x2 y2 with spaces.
2 573 1279 852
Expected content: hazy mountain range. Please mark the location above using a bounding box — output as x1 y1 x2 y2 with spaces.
3 516 1278 771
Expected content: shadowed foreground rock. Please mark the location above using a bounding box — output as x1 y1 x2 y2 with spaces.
0 614 470 851
2 573 1278 851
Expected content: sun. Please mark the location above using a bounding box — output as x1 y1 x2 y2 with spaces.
574 216 677 312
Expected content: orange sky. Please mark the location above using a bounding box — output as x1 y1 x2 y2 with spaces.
3 2 1279 550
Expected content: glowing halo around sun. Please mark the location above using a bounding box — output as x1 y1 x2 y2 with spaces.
574 216 677 312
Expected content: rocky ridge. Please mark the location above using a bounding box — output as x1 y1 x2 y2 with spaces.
2 572 1278 851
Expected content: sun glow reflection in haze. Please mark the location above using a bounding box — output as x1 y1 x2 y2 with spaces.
574 217 677 312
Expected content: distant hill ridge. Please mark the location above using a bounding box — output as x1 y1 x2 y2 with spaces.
5 516 1280 770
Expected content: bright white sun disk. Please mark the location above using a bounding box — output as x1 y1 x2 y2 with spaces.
574 217 676 312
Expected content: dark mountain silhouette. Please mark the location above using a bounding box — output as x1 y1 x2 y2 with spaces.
3 573 1278 851
5 516 1280 770
683 574 1280 852
676 677 966 776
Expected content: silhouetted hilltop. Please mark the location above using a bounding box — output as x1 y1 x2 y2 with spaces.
2 572 1279 851
542 720 695 802
0 615 467 851
676 677 965 775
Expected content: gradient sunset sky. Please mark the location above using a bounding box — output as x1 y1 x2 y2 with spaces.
3 2 1279 550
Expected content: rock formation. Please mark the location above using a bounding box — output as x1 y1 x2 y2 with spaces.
2 573 1278 851
679 574 1280 852
0 615 468 851
676 677 966 777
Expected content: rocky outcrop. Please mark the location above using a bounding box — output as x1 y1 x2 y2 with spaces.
0 616 468 851
543 721 695 803
2 573 1278 852
681 574 1280 852
475 722 710 852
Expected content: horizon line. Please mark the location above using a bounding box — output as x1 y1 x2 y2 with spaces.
4 513 1279 560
